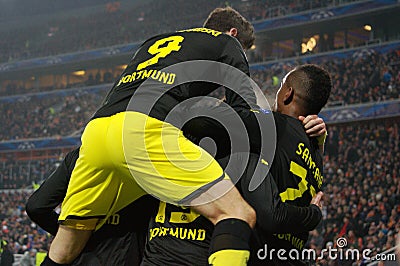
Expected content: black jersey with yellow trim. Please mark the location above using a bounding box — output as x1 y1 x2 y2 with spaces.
142 150 322 266
142 201 213 266
159 108 323 265
247 112 323 264
142 108 324 265
190 110 324 261
270 112 323 208
92 28 255 122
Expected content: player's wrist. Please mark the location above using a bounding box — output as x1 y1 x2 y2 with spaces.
316 131 328 146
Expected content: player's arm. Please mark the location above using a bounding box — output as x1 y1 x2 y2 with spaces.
223 153 322 234
239 168 322 234
26 148 79 236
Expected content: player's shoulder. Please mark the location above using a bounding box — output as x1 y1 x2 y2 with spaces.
273 112 302 128
273 112 307 139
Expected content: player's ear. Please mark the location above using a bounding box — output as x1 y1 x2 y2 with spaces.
283 87 294 105
228 28 238 37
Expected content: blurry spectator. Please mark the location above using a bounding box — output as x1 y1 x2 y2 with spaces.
19 248 36 266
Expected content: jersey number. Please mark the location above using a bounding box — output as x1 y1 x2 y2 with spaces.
279 161 316 202
137 36 184 71
155 201 200 224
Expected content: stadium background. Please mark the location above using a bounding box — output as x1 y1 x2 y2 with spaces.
0 0 399 265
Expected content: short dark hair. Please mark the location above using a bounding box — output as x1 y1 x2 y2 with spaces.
287 64 332 115
203 7 255 50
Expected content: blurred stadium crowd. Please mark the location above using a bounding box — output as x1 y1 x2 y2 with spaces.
0 0 399 264
311 120 400 263
1 0 360 63
0 48 398 141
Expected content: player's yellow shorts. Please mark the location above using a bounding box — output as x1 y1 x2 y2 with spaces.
59 111 227 231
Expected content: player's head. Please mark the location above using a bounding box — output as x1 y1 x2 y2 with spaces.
203 7 255 50
273 64 332 116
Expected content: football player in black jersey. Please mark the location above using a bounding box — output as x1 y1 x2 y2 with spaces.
26 148 158 266
42 7 261 266
27 111 325 266
241 64 331 265
142 64 332 265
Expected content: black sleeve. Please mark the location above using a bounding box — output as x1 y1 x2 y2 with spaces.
26 148 79 236
238 155 322 234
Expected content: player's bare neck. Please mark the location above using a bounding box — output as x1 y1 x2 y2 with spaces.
281 106 301 119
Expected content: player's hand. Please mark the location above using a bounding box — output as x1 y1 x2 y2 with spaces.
299 115 326 137
310 191 323 210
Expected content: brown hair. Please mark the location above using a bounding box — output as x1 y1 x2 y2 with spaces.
203 7 255 50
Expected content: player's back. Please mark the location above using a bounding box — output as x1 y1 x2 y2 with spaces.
271 112 323 206
142 201 213 266
92 28 249 122
248 112 323 265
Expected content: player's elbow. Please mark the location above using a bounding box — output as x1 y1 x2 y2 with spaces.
25 195 43 221
25 197 37 219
